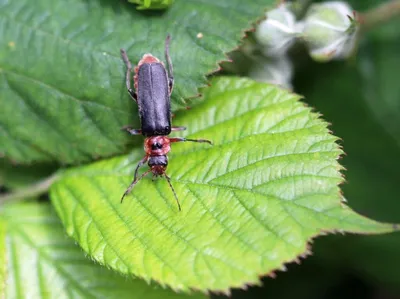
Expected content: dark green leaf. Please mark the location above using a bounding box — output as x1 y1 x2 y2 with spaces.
0 0 272 164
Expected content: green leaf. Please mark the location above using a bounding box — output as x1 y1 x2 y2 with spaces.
1 201 205 299
0 0 272 164
50 77 396 292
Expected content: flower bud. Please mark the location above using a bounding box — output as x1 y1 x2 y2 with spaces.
128 0 174 10
248 55 293 89
254 4 299 57
301 1 358 62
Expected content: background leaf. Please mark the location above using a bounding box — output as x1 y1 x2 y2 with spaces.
0 159 57 190
0 201 206 299
295 17 400 289
358 21 400 150
50 77 396 292
0 0 272 164
214 257 343 299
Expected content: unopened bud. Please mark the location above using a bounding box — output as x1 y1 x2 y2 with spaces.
128 0 174 10
248 55 293 89
301 1 358 62
255 4 299 57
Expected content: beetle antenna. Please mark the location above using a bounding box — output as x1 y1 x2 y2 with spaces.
121 169 152 203
165 34 174 81
164 174 181 211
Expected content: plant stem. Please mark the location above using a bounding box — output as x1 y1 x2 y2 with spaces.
360 0 400 30
0 173 58 204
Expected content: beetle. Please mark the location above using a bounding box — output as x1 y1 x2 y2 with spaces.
120 35 212 210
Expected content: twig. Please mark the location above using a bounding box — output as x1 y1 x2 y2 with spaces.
359 0 400 30
0 173 59 205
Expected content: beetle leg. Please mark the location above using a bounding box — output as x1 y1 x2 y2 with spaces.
121 156 149 203
169 137 212 145
121 126 142 135
134 155 149 182
169 78 174 93
129 90 138 102
120 48 138 102
165 35 174 93
164 174 181 211
121 169 151 203
171 126 186 132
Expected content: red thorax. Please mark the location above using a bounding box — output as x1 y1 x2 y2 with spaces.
144 136 171 156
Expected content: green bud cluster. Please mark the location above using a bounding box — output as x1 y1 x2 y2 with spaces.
255 5 301 57
301 2 358 61
128 0 174 10
254 1 359 62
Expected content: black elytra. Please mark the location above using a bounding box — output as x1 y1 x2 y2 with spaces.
137 62 171 136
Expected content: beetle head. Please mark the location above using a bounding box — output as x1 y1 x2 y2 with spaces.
148 155 168 176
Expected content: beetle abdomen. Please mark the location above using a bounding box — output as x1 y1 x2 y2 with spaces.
137 62 171 136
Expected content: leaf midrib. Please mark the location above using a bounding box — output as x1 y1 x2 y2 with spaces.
55 130 338 181
54 125 339 184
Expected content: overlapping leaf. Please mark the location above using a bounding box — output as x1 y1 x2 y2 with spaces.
0 202 205 299
0 0 272 164
50 77 396 292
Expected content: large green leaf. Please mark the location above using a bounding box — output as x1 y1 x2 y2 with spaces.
0 0 272 164
50 77 396 292
0 201 205 299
